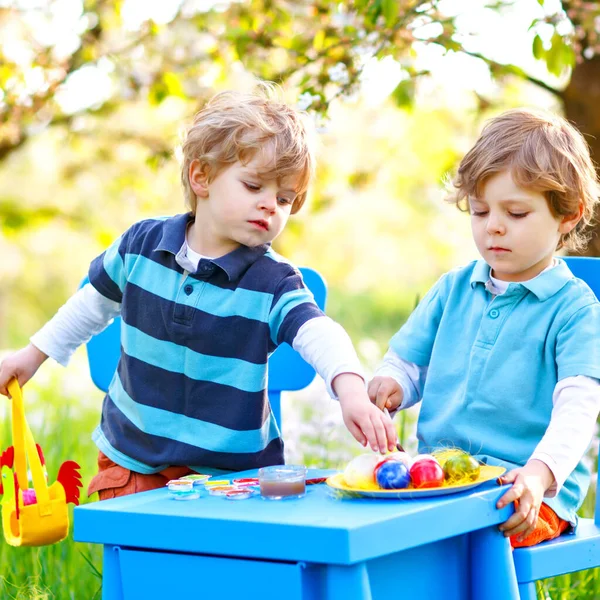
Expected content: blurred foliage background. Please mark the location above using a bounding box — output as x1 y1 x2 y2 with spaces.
1 0 600 598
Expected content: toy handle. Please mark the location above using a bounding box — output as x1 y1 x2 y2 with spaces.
7 379 51 506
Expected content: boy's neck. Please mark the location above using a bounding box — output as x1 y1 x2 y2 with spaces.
186 219 241 258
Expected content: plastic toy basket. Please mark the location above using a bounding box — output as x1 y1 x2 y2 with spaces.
1 380 71 546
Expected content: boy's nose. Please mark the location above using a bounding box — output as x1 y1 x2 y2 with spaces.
258 194 277 213
486 215 505 235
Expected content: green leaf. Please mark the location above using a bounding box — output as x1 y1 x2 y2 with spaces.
532 34 545 60
382 0 399 27
545 31 568 76
391 78 415 108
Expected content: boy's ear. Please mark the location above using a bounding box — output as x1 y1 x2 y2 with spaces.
558 201 584 235
189 160 211 198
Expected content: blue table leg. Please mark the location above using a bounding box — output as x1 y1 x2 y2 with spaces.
325 562 372 600
470 526 519 600
518 582 538 600
102 545 124 600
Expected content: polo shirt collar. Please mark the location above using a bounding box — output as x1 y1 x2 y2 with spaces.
155 212 269 281
155 213 190 255
212 244 270 281
470 258 573 301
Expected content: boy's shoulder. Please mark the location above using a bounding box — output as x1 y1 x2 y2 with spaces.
557 270 599 313
124 215 174 238
119 214 185 253
256 246 301 277
432 260 481 291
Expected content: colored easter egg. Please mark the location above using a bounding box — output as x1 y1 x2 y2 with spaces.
375 461 411 489
343 454 380 489
443 454 481 484
379 451 413 469
410 459 444 489
413 454 439 464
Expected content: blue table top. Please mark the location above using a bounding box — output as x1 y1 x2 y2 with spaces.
74 468 513 565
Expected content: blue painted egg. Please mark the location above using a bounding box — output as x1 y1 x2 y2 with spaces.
375 460 411 489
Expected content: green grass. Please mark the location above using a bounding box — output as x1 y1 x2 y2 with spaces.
0 372 103 600
1 368 599 599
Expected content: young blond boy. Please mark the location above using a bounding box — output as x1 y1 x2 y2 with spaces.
0 87 396 499
369 108 600 547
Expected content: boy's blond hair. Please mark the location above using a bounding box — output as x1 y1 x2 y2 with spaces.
180 84 315 215
449 108 600 251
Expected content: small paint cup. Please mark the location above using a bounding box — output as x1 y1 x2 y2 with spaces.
167 479 199 500
258 465 307 500
180 474 211 488
225 489 255 500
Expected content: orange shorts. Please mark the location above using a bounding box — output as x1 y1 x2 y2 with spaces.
87 451 194 501
510 502 570 548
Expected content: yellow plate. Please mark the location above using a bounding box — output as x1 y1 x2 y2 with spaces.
326 465 506 499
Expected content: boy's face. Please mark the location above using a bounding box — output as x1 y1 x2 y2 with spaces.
469 169 578 282
189 148 300 257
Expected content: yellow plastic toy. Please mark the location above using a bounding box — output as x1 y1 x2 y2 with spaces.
1 379 82 546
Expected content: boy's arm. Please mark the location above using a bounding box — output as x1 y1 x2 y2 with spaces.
496 376 600 541
31 283 121 366
528 375 600 497
0 284 120 396
292 316 364 398
292 316 397 453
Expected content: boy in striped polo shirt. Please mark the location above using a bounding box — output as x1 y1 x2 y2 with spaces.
0 86 397 499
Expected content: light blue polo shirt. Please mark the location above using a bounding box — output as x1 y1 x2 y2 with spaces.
390 258 600 524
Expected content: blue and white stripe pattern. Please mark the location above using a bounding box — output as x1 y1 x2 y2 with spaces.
89 213 323 474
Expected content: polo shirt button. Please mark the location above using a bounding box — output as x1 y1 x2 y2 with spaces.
184 284 193 295
489 308 499 319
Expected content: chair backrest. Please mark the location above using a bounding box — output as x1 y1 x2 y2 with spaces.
83 267 327 429
563 256 600 523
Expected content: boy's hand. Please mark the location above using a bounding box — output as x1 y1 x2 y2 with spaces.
334 373 398 453
367 376 404 411
496 459 555 542
0 344 48 396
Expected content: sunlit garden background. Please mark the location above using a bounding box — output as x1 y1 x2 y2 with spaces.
1 0 600 598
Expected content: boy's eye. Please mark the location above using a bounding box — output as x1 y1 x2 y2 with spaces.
243 182 261 192
509 212 529 219
277 196 294 206
471 210 488 217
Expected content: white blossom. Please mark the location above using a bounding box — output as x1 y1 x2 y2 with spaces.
327 62 350 85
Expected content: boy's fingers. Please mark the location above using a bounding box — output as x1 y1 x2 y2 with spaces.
375 384 392 411
496 481 524 509
502 506 537 538
370 414 388 455
366 380 379 403
382 414 398 451
359 418 379 453
346 421 367 447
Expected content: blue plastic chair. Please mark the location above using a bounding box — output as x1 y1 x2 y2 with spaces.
513 256 600 600
83 267 327 429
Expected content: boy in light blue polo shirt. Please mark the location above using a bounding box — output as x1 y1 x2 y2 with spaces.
369 108 600 548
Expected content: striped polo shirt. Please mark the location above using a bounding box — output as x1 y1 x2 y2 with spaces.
88 213 323 474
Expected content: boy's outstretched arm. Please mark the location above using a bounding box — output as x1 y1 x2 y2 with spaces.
0 283 120 397
333 373 397 453
0 344 48 396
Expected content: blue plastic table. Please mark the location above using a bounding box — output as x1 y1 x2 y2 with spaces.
74 469 519 600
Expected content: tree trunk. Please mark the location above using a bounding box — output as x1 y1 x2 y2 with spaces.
561 56 600 257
